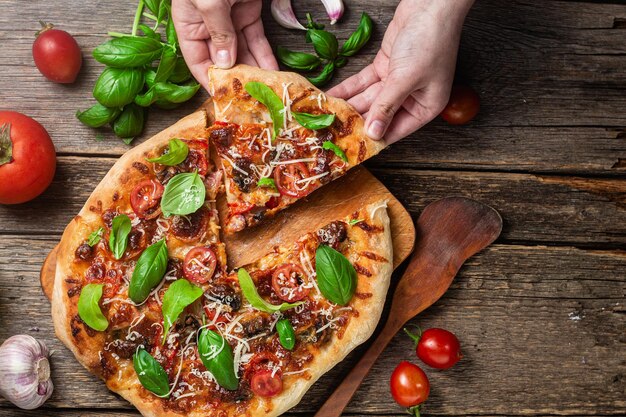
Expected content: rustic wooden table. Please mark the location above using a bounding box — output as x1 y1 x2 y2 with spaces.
0 0 625 416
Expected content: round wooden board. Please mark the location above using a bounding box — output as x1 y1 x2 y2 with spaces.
40 166 415 300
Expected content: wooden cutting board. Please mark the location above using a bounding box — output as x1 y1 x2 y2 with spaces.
40 167 415 299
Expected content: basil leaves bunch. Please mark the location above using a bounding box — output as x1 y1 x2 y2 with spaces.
237 268 302 313
76 0 199 144
315 244 357 305
198 329 239 390
276 12 374 87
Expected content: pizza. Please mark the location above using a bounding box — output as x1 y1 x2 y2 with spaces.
206 65 386 233
52 67 394 417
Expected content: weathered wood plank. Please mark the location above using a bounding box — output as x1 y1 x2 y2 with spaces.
0 237 624 414
0 1 624 174
1 157 624 246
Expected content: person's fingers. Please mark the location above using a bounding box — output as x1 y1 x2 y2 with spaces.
243 20 279 70
364 73 415 140
177 35 213 89
326 64 379 99
383 108 426 144
346 82 383 114
236 31 259 67
195 0 237 68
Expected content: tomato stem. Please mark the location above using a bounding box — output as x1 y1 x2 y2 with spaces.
131 0 145 37
35 21 54 37
403 325 422 346
142 12 167 26
407 404 422 417
0 123 13 166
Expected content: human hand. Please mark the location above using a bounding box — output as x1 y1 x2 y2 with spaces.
328 0 474 144
172 0 279 90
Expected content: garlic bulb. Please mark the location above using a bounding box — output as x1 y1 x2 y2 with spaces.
321 0 344 24
271 0 306 30
0 335 53 410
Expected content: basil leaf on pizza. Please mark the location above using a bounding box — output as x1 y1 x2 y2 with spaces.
315 244 357 305
77 283 108 331
133 348 170 397
87 227 104 246
161 279 203 343
160 171 206 217
109 214 132 259
348 218 364 226
293 112 335 130
244 81 284 138
257 177 277 190
237 268 302 313
276 319 296 350
129 239 168 303
322 140 348 162
146 138 189 166
198 329 239 390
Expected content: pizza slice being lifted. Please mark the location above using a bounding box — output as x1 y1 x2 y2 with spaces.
206 65 386 233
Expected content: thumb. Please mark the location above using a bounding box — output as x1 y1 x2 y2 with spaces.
199 1 237 68
365 75 412 140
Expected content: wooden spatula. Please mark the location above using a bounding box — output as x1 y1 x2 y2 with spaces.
314 196 502 417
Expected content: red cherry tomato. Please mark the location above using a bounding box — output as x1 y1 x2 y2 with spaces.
274 162 311 198
130 179 164 219
440 85 480 125
250 369 283 397
390 361 430 411
183 246 217 284
407 327 462 369
32 22 82 84
271 263 310 302
0 111 56 204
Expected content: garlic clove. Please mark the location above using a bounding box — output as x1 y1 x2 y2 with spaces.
321 0 344 24
0 335 53 410
271 0 306 30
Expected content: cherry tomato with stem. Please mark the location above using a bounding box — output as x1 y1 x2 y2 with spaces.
0 111 56 204
405 326 463 369
32 22 82 84
440 85 480 125
390 361 430 416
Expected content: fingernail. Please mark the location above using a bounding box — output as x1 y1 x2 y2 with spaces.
215 50 231 68
367 120 385 140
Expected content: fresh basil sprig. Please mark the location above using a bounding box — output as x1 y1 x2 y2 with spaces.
257 177 277 190
322 141 348 162
129 239 169 303
340 13 373 57
276 46 322 71
169 58 192 83
113 103 146 141
198 329 239 390
155 47 177 84
161 279 203 343
77 283 108 331
133 348 170 397
315 244 357 306
109 214 132 259
245 82 284 138
276 319 296 350
76 104 121 128
307 61 335 87
160 171 206 217
146 138 188 166
93 67 144 108
87 227 104 246
293 112 335 130
237 268 302 313
93 36 163 68
307 29 338 61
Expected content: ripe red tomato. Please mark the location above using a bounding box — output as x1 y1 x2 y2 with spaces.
32 22 82 83
0 111 56 204
250 369 283 397
130 180 164 219
274 162 311 198
440 85 480 125
406 327 463 369
390 361 430 413
183 246 217 284
272 263 310 302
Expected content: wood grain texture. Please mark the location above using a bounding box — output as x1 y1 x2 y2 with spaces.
0 237 624 414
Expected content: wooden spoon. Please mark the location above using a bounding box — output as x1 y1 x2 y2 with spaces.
314 196 502 417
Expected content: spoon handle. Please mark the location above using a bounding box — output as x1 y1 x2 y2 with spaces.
314 320 401 417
